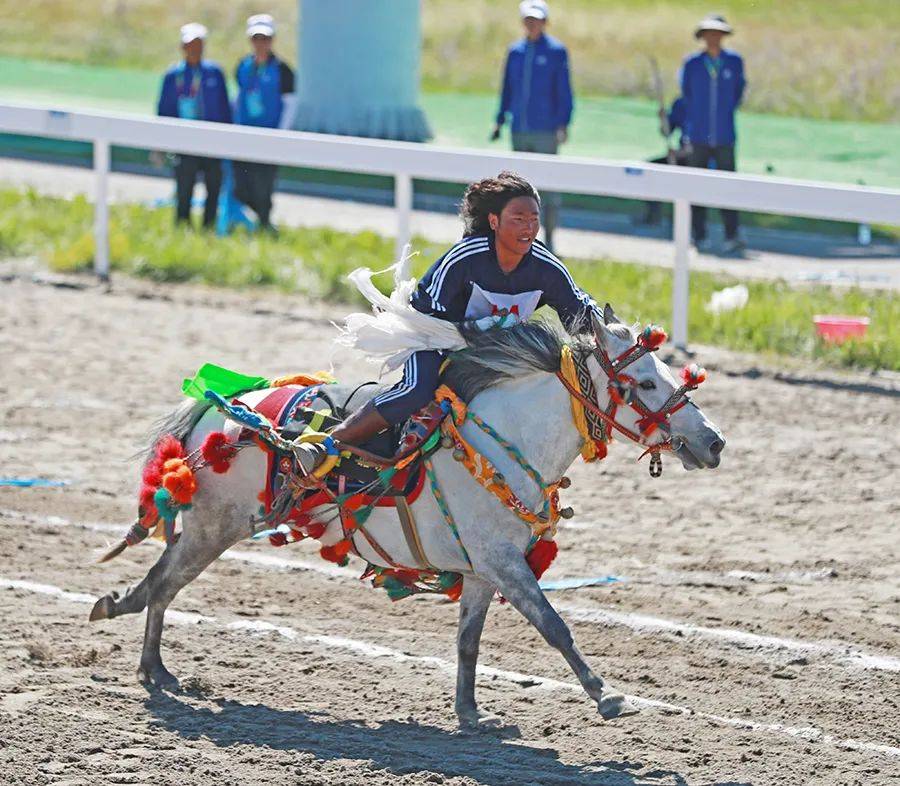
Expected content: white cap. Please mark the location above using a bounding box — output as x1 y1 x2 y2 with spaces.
180 22 208 44
246 14 276 38
695 14 733 38
519 0 549 20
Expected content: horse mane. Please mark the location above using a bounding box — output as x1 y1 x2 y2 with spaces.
442 319 596 403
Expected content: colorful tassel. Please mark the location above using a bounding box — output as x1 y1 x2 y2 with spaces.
201 431 237 473
526 538 559 580
639 324 668 350
681 363 708 387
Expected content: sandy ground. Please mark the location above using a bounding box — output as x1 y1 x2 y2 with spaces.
0 265 898 786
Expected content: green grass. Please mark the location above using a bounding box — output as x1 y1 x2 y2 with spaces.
2 1 898 122
2 56 898 191
1 186 896 372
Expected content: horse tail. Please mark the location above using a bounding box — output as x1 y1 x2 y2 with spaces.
99 399 213 564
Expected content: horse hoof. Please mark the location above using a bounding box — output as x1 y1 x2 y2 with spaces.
89 595 114 622
138 663 180 692
599 692 640 720
457 708 503 733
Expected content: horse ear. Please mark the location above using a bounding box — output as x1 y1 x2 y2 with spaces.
603 303 621 325
591 311 614 351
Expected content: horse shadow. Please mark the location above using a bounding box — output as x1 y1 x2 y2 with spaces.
144 691 750 786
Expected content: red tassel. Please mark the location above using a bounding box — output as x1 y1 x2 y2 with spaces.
320 540 352 563
201 431 237 473
681 363 708 387
305 521 326 539
526 539 559 579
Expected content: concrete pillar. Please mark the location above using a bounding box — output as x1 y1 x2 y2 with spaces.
294 0 431 141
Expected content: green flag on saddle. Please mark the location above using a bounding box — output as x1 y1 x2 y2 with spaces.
181 363 271 401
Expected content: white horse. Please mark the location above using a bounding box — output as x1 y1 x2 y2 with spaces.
91 307 725 729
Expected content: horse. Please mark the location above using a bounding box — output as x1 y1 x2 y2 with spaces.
90 306 725 729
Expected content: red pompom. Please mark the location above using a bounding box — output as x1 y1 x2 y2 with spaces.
156 435 185 463
269 531 288 547
305 521 326 539
639 324 668 350
526 538 559 579
681 363 708 387
201 431 237 473
320 539 352 563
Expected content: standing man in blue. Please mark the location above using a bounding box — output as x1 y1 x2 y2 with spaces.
491 0 573 253
680 14 746 253
233 14 295 232
157 23 232 229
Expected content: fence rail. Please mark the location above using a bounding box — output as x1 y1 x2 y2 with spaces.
2 101 899 347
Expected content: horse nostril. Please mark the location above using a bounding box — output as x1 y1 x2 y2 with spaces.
709 438 725 456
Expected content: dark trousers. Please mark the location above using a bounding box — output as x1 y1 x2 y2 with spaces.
686 144 739 241
511 131 560 252
174 155 222 228
372 350 444 426
234 162 278 227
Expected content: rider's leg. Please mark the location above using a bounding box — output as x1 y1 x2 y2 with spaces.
295 350 443 472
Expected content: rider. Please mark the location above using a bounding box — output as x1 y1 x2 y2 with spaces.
298 170 601 472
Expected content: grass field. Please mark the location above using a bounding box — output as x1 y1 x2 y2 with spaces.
1 1 897 123
2 186 896 372
2 57 898 190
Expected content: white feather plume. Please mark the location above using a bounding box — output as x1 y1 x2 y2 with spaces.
334 245 465 375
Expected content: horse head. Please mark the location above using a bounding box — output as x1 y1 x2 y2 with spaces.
589 305 725 471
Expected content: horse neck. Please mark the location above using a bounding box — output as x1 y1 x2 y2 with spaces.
467 371 584 484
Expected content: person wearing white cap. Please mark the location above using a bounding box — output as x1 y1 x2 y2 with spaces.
157 23 232 228
232 14 296 231
680 14 746 253
490 0 573 253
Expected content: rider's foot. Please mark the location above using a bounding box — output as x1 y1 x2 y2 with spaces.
294 401 391 477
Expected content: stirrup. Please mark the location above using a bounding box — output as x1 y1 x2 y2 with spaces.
290 432 340 481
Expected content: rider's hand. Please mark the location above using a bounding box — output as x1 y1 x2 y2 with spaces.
490 125 502 142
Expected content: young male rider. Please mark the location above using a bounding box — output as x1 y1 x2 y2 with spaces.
297 171 601 473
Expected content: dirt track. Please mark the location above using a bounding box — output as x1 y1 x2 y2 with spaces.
1 266 898 786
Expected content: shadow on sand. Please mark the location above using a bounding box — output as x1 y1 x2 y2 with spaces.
145 690 751 786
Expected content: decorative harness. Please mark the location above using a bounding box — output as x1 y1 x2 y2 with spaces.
557 324 707 477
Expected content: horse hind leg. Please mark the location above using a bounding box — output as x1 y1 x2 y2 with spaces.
89 547 172 622
136 518 242 689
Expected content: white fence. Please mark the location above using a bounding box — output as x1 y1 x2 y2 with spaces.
2 101 899 348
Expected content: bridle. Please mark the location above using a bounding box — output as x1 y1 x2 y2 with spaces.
557 323 707 477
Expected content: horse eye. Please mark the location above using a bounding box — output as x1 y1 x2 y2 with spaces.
639 380 656 390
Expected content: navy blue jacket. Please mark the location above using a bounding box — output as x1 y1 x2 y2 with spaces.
234 54 295 128
157 60 232 124
411 234 598 331
679 49 745 146
496 34 574 133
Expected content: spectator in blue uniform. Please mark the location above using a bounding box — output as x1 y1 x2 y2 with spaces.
680 14 746 252
491 0 574 253
157 23 232 228
294 171 601 474
233 14 295 232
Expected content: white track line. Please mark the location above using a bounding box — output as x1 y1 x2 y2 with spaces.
3 508 898 673
1 574 897 760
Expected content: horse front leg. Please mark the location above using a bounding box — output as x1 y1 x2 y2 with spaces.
481 543 638 720
455 574 497 730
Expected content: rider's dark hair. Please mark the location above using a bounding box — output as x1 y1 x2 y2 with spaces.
460 171 540 237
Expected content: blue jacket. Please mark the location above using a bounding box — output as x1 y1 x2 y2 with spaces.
411 234 598 330
679 49 745 146
234 54 295 128
496 34 574 133
157 60 232 124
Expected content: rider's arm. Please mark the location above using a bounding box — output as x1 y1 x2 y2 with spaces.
410 240 480 319
536 246 601 332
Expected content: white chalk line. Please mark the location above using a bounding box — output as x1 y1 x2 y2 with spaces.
2 507 898 673
1 574 897 761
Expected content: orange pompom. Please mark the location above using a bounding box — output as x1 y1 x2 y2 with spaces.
681 363 708 387
162 464 196 504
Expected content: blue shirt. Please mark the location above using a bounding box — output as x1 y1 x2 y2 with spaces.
234 54 295 128
411 234 599 331
157 60 232 124
679 49 745 146
496 34 574 133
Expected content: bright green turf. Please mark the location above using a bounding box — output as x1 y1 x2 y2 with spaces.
1 57 898 189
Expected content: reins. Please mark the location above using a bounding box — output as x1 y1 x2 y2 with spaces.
557 324 707 477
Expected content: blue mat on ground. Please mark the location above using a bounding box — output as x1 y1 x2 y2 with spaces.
0 477 70 487
538 575 622 591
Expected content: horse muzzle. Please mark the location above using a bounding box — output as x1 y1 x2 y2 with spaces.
672 431 725 470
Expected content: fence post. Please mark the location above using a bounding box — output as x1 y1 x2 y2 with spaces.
671 198 691 349
93 138 111 282
394 172 413 262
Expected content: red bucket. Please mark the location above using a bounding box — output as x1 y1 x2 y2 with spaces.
813 315 870 344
